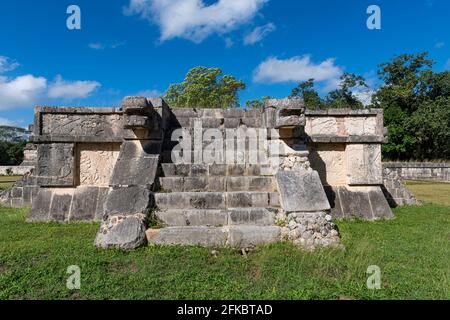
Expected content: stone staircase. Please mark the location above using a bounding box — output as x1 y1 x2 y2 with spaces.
147 163 283 248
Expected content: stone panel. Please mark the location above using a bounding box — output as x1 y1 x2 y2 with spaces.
40 113 123 140
309 117 338 136
276 170 331 212
329 186 394 220
346 144 382 185
78 143 121 186
308 143 346 186
35 143 75 186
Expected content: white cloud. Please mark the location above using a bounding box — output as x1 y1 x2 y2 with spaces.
0 56 20 73
0 75 47 110
124 0 268 43
0 117 17 126
48 75 101 100
0 55 102 110
136 89 163 98
89 43 105 50
353 89 375 107
253 55 343 89
89 41 126 50
243 23 275 45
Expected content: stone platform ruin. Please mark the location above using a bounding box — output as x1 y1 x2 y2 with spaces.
1 96 412 250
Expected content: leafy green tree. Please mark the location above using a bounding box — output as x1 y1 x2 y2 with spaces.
373 53 434 113
325 73 367 109
0 141 26 165
289 79 323 109
407 97 450 160
373 52 450 160
164 66 246 108
245 96 272 109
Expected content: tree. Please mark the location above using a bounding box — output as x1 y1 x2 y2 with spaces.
289 79 323 109
325 73 367 109
245 96 271 109
373 53 434 114
0 141 26 165
373 52 450 160
164 66 246 108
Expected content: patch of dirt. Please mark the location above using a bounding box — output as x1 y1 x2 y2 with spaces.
109 261 139 273
0 264 8 274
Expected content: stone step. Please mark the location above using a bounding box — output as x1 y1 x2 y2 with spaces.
159 176 277 192
161 163 274 177
146 225 281 248
155 192 280 210
155 208 277 227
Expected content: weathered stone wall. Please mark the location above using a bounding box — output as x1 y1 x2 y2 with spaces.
304 109 392 218
382 167 419 207
383 162 450 182
0 97 401 251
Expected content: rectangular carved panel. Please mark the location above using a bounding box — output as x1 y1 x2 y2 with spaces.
35 143 75 186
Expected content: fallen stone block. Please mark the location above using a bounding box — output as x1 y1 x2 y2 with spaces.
95 214 147 250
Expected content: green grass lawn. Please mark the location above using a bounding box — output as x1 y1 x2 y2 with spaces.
405 180 450 206
0 202 449 300
0 176 22 191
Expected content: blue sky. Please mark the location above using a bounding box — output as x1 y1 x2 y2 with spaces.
0 0 449 127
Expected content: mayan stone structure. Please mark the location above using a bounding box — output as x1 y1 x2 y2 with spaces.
1 96 410 250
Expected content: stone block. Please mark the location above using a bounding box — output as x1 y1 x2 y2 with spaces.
331 186 394 220
49 190 74 222
265 97 305 110
346 144 382 185
276 170 330 212
227 177 248 191
70 186 99 221
156 209 228 227
110 141 160 187
207 177 225 191
228 208 276 226
190 164 208 176
105 186 152 216
224 109 244 118
228 226 281 248
209 164 227 176
95 214 147 250
95 187 110 221
122 96 151 114
27 189 52 222
309 117 338 136
248 177 275 192
227 164 245 176
147 226 228 247
224 118 241 128
123 115 151 128
35 143 75 186
183 177 208 192
40 113 123 141
155 192 226 210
